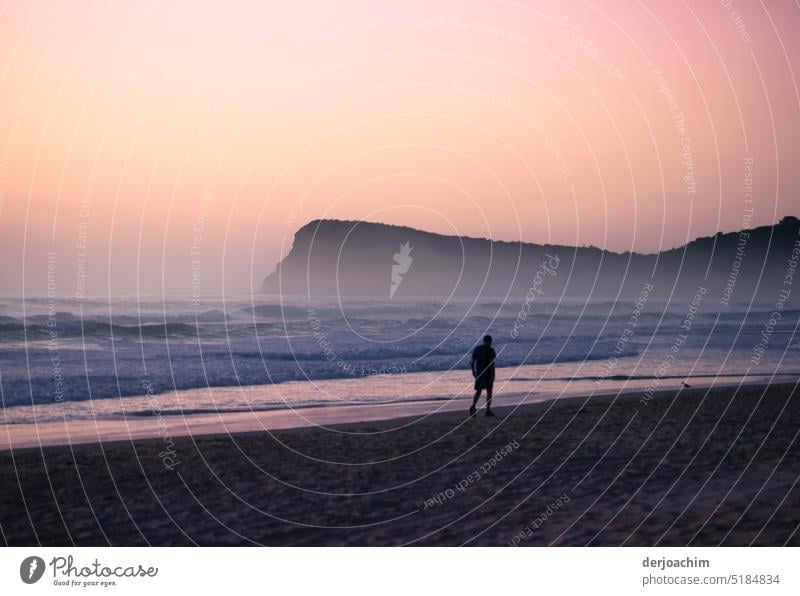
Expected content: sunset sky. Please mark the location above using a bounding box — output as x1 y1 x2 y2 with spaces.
1 0 798 296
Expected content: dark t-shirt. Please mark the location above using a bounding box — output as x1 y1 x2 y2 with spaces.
472 345 496 377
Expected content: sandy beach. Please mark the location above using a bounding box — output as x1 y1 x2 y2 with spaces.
1 382 798 546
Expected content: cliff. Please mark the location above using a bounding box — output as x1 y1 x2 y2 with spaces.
262 216 800 303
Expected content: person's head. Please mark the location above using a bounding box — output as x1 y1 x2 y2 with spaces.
483 334 492 346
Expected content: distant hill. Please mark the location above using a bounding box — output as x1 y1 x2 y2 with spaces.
262 216 800 304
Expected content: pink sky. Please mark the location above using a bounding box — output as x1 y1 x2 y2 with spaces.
1 0 798 296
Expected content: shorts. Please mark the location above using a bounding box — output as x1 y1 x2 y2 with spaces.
474 373 494 391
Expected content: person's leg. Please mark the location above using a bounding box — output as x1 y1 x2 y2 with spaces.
485 387 494 416
470 388 481 415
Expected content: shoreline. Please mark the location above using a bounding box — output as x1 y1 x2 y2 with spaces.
1 376 792 453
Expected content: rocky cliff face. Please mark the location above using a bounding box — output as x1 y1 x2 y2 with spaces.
262 216 800 304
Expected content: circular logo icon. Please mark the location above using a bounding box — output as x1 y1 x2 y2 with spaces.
19 556 46 584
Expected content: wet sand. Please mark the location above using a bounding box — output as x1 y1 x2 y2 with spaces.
1 382 798 546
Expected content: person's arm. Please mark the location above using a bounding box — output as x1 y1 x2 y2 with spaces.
471 349 477 377
489 349 496 379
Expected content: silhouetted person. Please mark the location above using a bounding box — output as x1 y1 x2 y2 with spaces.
470 334 496 417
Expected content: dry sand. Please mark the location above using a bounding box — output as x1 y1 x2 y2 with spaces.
1 382 798 546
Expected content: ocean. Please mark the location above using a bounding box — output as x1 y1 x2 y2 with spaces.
0 295 797 426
